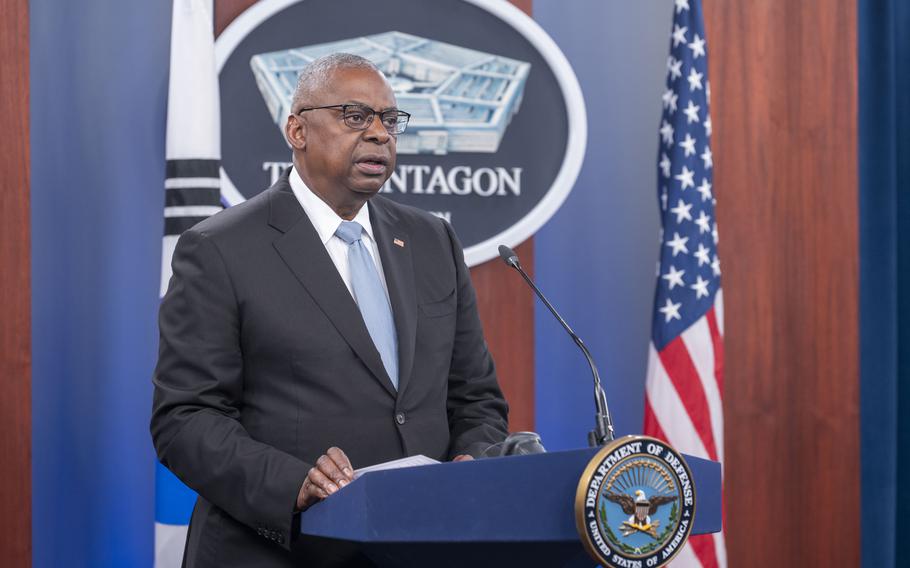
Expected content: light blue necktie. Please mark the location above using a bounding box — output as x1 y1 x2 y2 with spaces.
335 221 398 390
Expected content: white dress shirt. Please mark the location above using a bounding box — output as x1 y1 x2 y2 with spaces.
288 167 390 302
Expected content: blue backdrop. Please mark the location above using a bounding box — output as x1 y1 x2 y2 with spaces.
532 0 671 450
858 1 910 567
30 0 169 565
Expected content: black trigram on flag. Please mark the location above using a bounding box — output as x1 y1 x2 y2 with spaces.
163 158 222 236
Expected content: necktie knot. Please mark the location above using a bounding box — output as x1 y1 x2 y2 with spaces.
335 221 364 245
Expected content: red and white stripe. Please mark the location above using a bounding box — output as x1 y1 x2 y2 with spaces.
644 290 726 567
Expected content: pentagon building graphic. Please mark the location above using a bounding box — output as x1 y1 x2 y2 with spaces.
250 31 531 154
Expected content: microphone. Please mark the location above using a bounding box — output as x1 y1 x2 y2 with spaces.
480 431 547 458
498 245 615 447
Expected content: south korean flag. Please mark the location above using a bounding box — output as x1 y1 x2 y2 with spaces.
156 0 221 566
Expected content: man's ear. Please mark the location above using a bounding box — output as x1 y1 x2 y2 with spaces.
285 114 306 150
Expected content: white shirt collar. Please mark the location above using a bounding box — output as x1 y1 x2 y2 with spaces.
288 166 375 245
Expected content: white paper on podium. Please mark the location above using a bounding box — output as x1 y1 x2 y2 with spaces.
352 455 440 479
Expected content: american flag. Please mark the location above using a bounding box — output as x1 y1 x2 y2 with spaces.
643 0 726 566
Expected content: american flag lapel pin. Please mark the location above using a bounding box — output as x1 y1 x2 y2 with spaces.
393 238 405 248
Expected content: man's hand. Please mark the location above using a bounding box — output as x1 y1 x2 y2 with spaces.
297 447 354 511
452 454 474 462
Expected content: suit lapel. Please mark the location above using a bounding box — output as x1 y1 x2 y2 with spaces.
268 178 397 398
370 197 417 397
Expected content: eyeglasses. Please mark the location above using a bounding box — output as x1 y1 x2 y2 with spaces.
297 104 411 135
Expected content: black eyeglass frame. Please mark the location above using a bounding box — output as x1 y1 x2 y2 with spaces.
296 104 411 135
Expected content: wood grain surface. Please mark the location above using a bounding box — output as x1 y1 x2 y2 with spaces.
215 0 537 433
704 0 860 565
0 0 31 565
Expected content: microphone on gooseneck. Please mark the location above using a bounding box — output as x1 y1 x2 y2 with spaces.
498 245 615 447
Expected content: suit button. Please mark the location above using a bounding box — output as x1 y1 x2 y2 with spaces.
395 412 406 425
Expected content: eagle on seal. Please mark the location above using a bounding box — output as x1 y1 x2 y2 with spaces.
606 490 677 538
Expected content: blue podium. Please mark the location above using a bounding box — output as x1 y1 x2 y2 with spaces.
299 448 721 567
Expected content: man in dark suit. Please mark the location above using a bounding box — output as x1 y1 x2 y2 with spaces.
150 53 509 567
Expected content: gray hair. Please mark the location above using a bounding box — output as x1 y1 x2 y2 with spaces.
291 53 385 113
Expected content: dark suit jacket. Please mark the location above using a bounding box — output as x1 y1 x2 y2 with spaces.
150 172 509 567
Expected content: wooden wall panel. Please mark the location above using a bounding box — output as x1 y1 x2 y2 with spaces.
0 0 30 565
214 0 536 433
473 240 535 433
215 0 257 36
704 0 860 565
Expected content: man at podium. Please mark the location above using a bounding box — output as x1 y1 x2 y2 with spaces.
150 53 509 567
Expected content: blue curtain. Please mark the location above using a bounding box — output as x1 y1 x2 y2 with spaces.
858 1 910 567
30 0 171 565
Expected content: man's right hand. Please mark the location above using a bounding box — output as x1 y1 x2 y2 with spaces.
296 447 354 511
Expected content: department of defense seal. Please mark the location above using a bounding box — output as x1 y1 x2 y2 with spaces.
575 436 696 568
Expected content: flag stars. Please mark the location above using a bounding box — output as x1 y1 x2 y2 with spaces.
694 243 711 266
670 199 693 223
660 298 683 322
696 178 713 201
701 145 713 169
668 57 683 81
688 34 706 58
679 133 697 156
695 210 712 233
662 265 686 289
683 100 701 124
711 255 722 276
675 165 695 190
687 67 704 91
653 12 721 328
691 275 710 299
660 153 672 178
672 25 689 48
666 232 690 256
662 88 679 113
660 120 675 146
